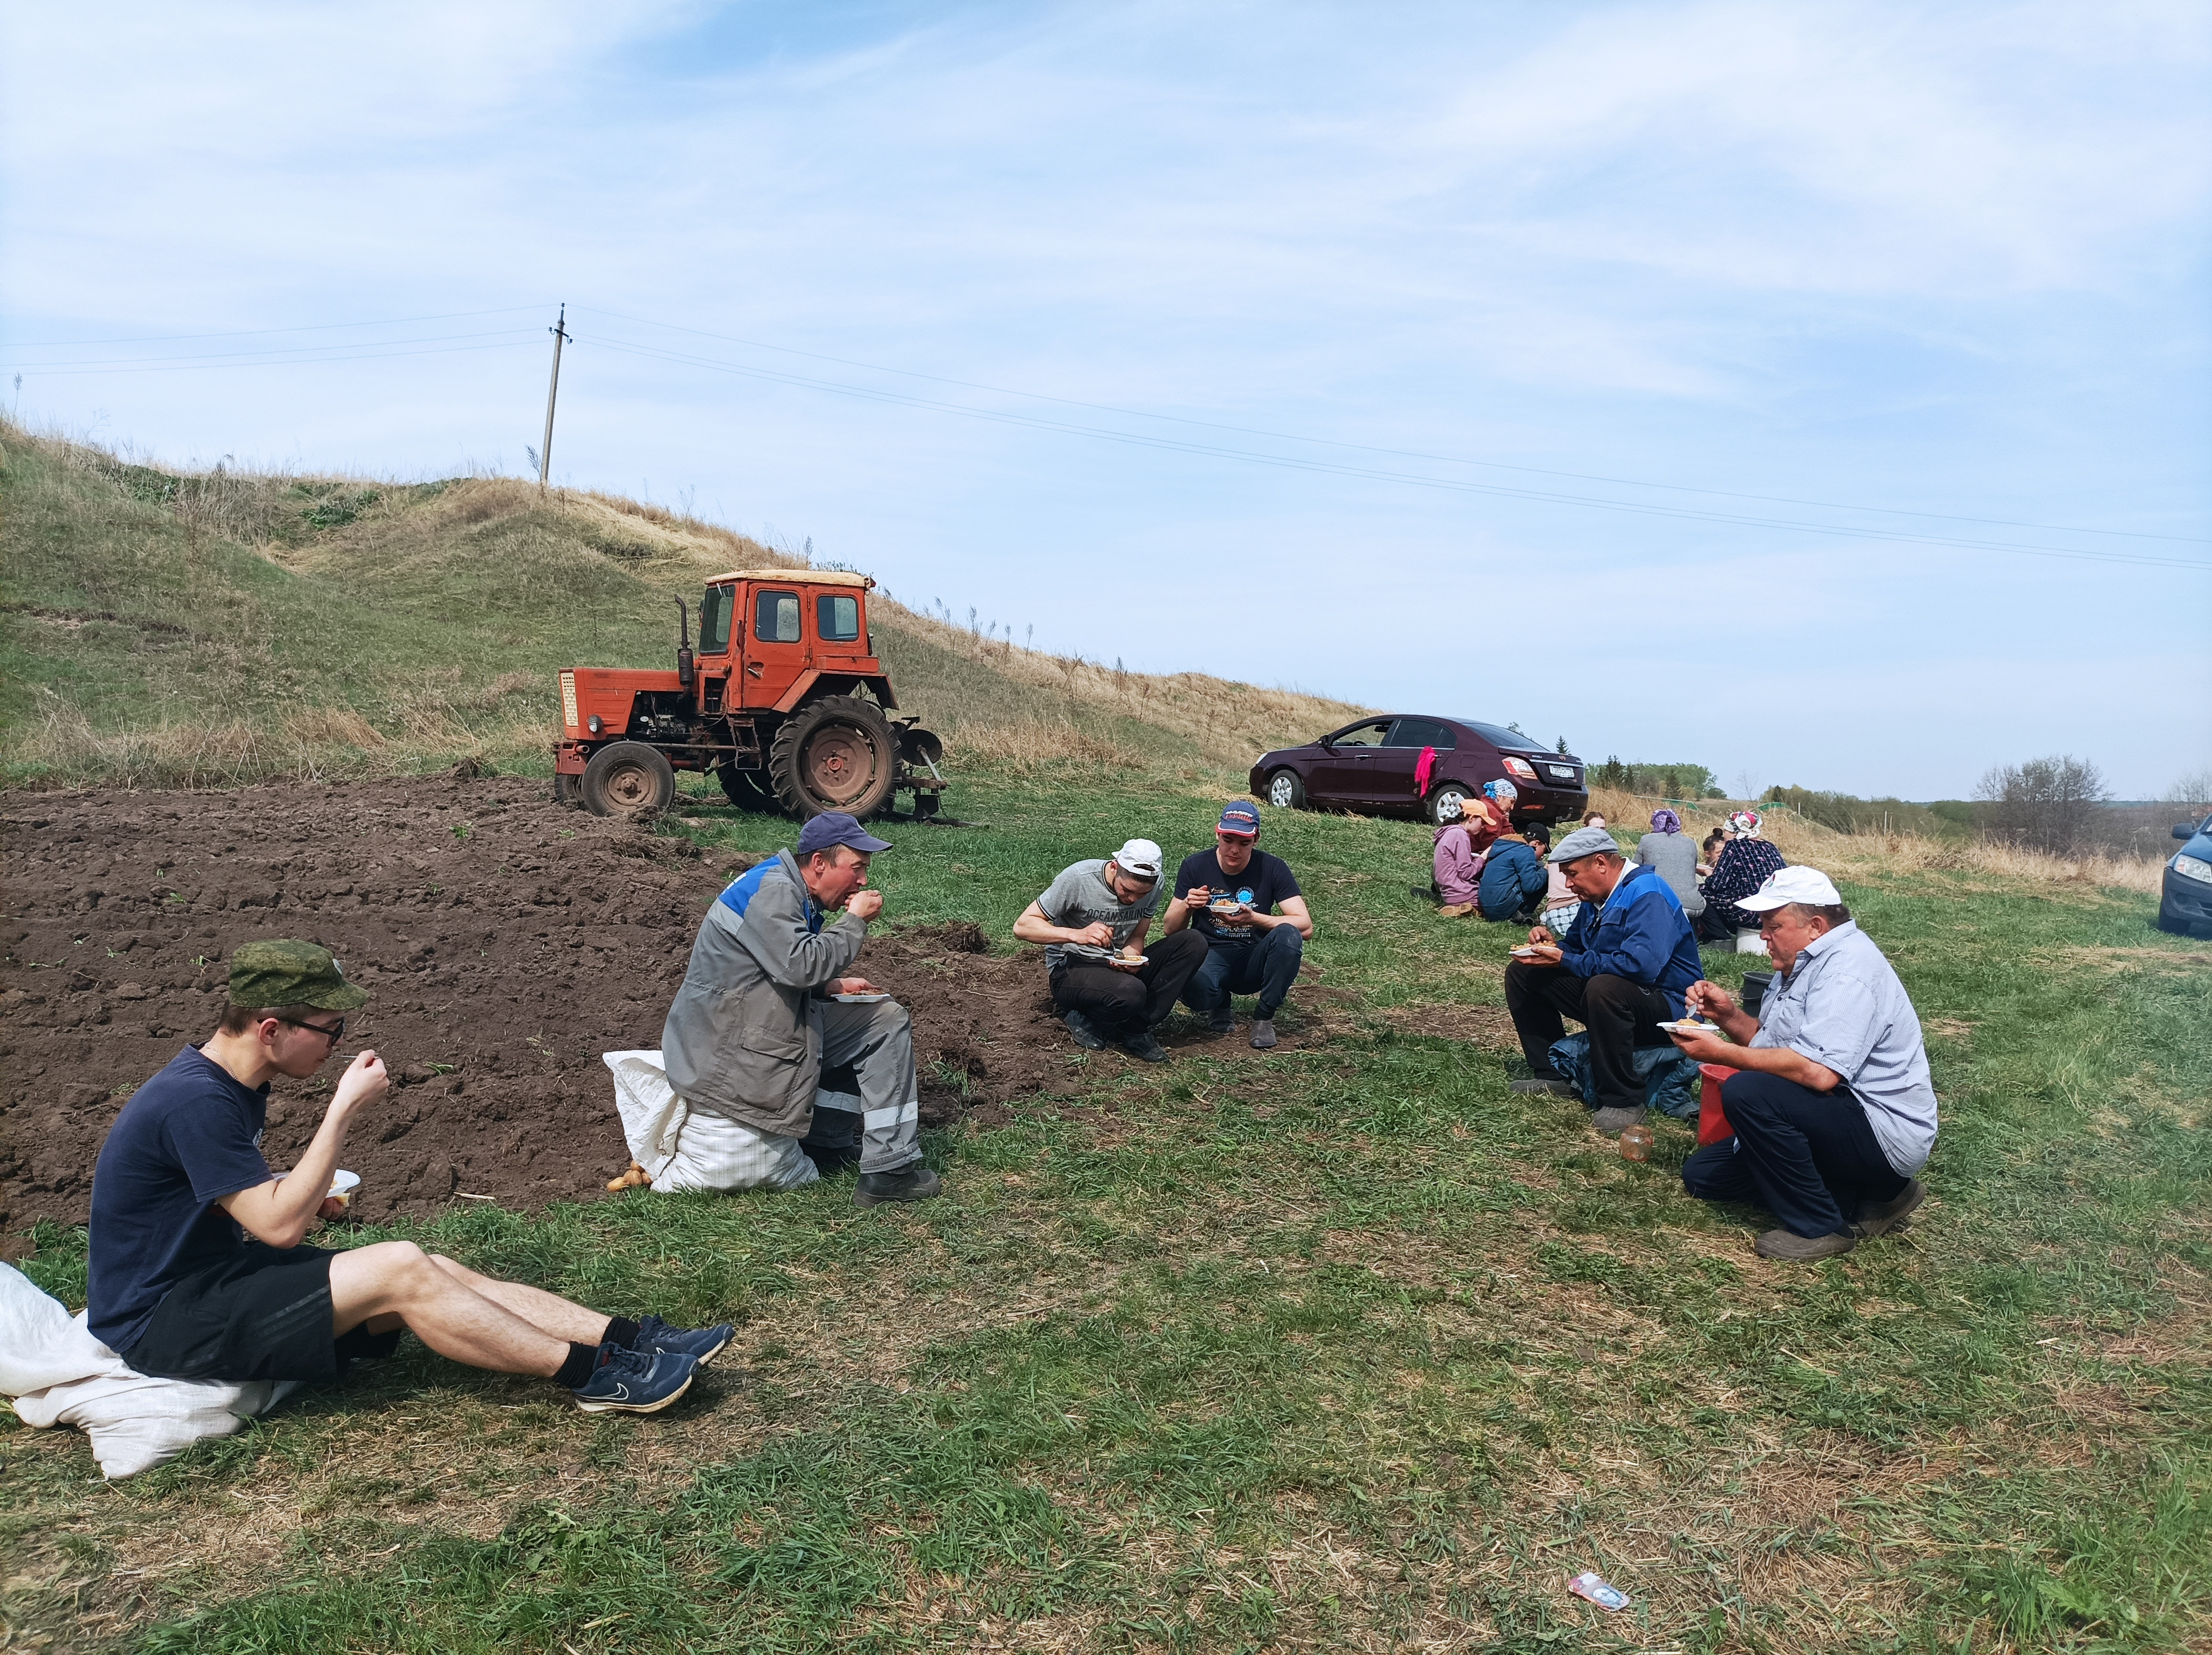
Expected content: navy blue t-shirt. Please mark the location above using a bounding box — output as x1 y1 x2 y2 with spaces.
1175 848 1302 943
88 1047 274 1353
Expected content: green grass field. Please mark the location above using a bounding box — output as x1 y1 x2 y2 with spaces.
7 767 2208 1653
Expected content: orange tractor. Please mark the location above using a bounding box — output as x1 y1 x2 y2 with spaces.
554 569 946 821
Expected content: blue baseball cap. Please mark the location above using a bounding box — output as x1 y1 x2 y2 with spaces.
795 811 893 857
1217 800 1262 837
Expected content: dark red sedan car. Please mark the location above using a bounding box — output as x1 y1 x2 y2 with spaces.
1250 715 1588 825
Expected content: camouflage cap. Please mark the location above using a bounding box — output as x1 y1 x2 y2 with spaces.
228 940 369 1011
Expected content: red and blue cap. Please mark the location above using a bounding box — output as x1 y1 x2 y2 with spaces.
1217 800 1262 837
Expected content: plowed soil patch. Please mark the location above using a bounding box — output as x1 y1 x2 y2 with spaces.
1 780 1345 1235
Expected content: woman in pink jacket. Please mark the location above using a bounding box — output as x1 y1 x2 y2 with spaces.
1432 781 1516 918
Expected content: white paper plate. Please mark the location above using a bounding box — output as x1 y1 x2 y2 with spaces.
1657 1020 1721 1034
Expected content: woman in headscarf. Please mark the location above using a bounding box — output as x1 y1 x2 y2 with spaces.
1431 780 1517 917
1636 808 1705 921
1698 809 1788 940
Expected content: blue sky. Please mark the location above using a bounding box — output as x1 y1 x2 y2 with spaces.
4 1 2208 798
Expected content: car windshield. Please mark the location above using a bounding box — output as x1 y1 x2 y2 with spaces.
1454 720 1548 752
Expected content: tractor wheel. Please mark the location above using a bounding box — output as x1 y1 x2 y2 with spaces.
716 762 776 813
1264 767 1306 811
581 741 676 819
552 772 580 808
768 696 898 820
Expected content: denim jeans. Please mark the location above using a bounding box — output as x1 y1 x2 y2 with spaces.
1181 923 1303 1020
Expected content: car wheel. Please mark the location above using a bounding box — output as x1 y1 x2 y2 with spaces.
1426 782 1475 825
581 741 676 819
1265 768 1306 810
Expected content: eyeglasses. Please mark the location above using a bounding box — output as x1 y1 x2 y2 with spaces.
277 1015 346 1044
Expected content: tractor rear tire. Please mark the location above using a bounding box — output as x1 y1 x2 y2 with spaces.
768 696 898 820
581 741 676 819
716 762 776 813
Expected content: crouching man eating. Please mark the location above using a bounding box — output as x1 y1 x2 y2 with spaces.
1666 868 1936 1261
662 811 941 1208
89 941 728 1414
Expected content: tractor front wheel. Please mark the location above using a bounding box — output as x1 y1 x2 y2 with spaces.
768 696 898 819
581 741 676 819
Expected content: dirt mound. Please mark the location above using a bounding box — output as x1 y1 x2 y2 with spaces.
1 781 1347 1235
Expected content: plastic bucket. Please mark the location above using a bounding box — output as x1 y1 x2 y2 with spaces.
1695 1064 1736 1146
1735 929 1768 955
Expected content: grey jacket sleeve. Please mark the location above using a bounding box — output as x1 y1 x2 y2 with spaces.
735 864 867 990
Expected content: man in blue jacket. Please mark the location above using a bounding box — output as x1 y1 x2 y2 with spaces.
1504 825 1703 1134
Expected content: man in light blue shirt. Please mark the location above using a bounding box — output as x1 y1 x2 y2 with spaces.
1665 866 1937 1261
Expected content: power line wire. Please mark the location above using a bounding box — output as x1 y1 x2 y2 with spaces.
1 305 550 349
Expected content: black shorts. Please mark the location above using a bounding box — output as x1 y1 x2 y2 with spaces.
120 1242 401 1384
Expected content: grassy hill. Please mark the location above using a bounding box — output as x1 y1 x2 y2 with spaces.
0 420 1366 789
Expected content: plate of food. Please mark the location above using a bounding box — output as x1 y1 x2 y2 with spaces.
1509 945 1547 959
1656 1019 1722 1035
832 991 890 1003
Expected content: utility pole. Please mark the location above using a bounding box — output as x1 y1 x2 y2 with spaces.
538 303 571 491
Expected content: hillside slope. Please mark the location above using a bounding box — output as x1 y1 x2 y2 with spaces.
0 421 1366 788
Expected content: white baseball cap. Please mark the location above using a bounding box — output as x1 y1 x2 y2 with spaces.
1112 838 1164 881
1735 866 1842 911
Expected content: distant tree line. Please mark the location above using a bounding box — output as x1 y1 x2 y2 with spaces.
1590 757 1725 798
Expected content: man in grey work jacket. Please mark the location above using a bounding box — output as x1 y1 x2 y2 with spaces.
661 812 941 1208
1667 866 1935 1261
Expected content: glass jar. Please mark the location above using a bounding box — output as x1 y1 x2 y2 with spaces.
1619 1122 1655 1162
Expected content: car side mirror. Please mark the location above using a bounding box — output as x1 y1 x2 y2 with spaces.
2177 824 2198 840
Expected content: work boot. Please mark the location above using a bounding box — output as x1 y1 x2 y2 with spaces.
1119 1029 1171 1063
1510 1078 1577 1099
1063 1009 1106 1050
1755 1228 1857 1262
854 1165 943 1207
1249 1018 1277 1049
1208 1008 1234 1037
1590 1106 1646 1137
1855 1179 1926 1238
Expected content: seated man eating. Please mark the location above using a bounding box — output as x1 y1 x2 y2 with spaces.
90 941 727 1414
1666 867 1936 1261
1016 838 1207 1063
1164 799 1314 1049
1504 824 1703 1134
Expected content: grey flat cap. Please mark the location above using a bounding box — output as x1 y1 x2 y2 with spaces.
1546 825 1621 865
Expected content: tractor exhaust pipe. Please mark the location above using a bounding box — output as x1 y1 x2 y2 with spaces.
674 598 695 689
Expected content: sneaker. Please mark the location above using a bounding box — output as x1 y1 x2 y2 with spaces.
1590 1106 1646 1137
571 1344 698 1414
1855 1179 1926 1238
1755 1228 1858 1262
630 1314 734 1367
1208 1008 1234 1036
854 1165 943 1207
1510 1078 1577 1099
1063 1009 1106 1050
1249 1018 1277 1050
1119 1030 1170 1063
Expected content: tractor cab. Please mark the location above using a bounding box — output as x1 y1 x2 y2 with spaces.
554 569 945 821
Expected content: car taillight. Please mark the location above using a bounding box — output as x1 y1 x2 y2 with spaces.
560 672 579 730
1502 756 1538 782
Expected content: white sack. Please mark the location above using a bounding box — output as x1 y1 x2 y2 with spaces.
603 1050 818 1193
1 1262 296 1480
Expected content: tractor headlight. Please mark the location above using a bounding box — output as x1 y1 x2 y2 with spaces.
2173 853 2212 885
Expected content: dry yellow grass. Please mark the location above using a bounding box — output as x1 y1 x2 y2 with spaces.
1588 786 2169 895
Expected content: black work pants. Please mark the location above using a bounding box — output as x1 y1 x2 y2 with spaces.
1681 1071 1907 1239
1504 963 1674 1113
1051 929 1209 1037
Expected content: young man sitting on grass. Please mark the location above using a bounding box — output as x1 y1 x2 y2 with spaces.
88 940 729 1413
1665 868 1936 1261
1161 799 1314 1049
1016 838 1207 1063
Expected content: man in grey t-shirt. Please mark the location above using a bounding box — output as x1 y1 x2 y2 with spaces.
1013 838 1208 1063
1668 866 1937 1261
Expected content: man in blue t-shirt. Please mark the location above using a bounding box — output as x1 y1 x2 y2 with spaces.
1162 800 1315 1049
88 939 728 1414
